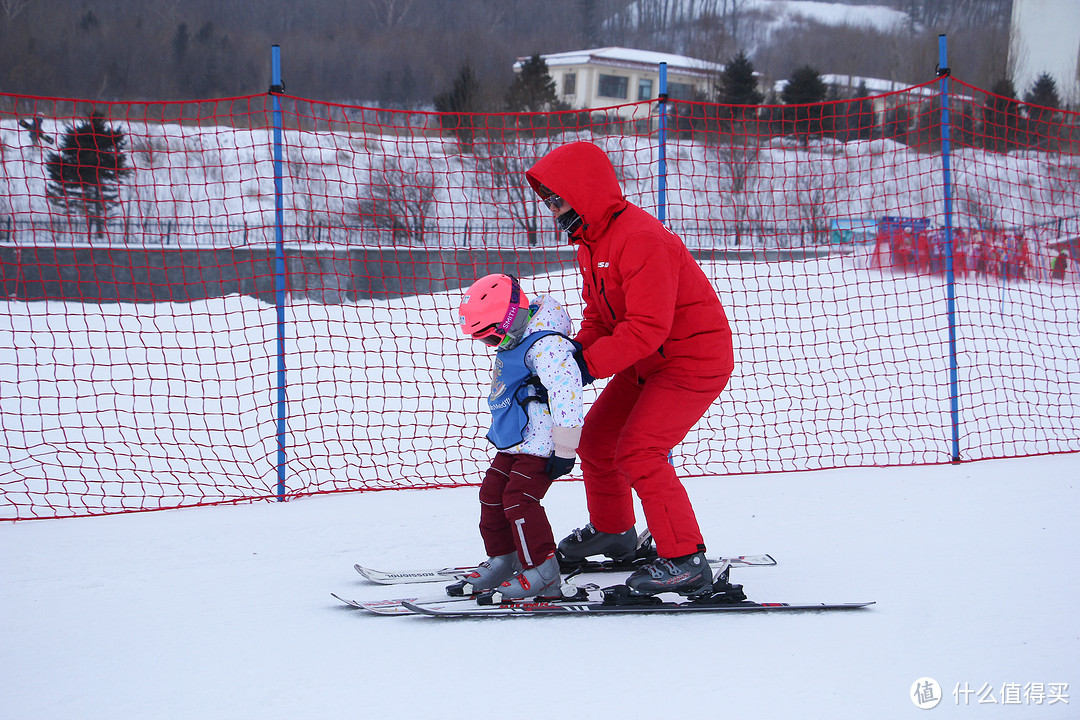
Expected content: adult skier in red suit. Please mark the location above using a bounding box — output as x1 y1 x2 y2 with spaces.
526 141 735 596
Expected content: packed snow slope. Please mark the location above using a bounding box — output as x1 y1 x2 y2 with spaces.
1 453 1076 719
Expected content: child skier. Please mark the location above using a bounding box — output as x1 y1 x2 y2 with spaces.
453 273 585 602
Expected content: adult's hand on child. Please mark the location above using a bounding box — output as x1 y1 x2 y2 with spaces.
573 349 595 386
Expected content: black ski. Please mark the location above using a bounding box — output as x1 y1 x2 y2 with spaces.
400 598 875 617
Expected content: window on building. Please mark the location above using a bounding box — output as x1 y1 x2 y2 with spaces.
668 81 696 100
563 73 577 96
638 78 653 101
598 74 629 99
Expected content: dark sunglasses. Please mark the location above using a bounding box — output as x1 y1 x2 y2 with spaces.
542 194 565 212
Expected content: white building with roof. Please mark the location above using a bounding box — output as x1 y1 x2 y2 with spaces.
513 47 724 119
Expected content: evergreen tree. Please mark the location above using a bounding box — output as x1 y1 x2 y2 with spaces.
46 112 133 237
717 50 763 107
781 65 827 143
1024 72 1060 148
850 81 876 140
434 64 482 149
716 50 762 130
827 85 855 141
434 64 480 114
399 66 417 108
983 77 1021 152
505 54 561 112
1024 72 1061 110
883 103 912 145
172 23 189 65
781 65 827 105
376 66 419 110
579 0 602 48
949 98 979 148
377 70 397 108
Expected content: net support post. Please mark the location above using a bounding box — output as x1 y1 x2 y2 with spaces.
937 34 962 463
658 62 668 224
271 45 288 499
658 62 675 467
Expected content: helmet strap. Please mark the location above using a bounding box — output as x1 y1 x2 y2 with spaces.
498 307 534 350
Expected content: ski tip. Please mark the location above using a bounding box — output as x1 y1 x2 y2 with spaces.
331 592 363 609
400 601 444 617
791 601 876 610
714 553 777 567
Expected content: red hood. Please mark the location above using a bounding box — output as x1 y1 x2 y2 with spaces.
526 142 628 243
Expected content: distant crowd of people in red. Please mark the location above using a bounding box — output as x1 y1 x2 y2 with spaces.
872 220 1073 282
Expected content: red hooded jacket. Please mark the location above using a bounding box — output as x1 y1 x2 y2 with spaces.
526 142 734 383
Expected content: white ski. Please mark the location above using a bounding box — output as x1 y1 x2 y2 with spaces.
354 554 776 585
353 564 478 585
331 592 478 615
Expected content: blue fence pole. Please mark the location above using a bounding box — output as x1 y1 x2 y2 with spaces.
271 45 288 499
657 62 677 467
937 34 962 463
658 62 668 224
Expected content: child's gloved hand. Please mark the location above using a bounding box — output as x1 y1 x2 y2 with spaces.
550 426 581 480
546 454 576 480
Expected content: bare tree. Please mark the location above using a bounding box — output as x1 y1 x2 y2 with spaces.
792 161 839 246
149 0 183 22
0 0 37 26
906 0 1011 33
358 156 436 245
0 0 32 20
365 0 417 30
474 141 551 247
712 120 762 245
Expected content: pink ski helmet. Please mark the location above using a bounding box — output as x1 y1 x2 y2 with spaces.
459 274 531 348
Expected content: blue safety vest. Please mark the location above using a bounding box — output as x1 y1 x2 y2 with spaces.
486 330 577 450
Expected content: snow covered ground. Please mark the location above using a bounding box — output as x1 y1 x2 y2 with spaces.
1 452 1076 719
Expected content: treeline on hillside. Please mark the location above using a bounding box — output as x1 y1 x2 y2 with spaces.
0 0 628 104
1 0 1014 107
673 59 1077 155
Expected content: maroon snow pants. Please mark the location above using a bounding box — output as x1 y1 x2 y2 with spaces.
478 452 555 569
577 368 730 559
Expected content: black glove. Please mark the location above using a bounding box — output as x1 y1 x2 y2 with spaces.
546 454 576 480
573 349 595 386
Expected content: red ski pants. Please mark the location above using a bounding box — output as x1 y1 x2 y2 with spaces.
478 452 555 569
577 369 730 558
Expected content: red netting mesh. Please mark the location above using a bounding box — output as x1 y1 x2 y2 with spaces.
1 79 1078 519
